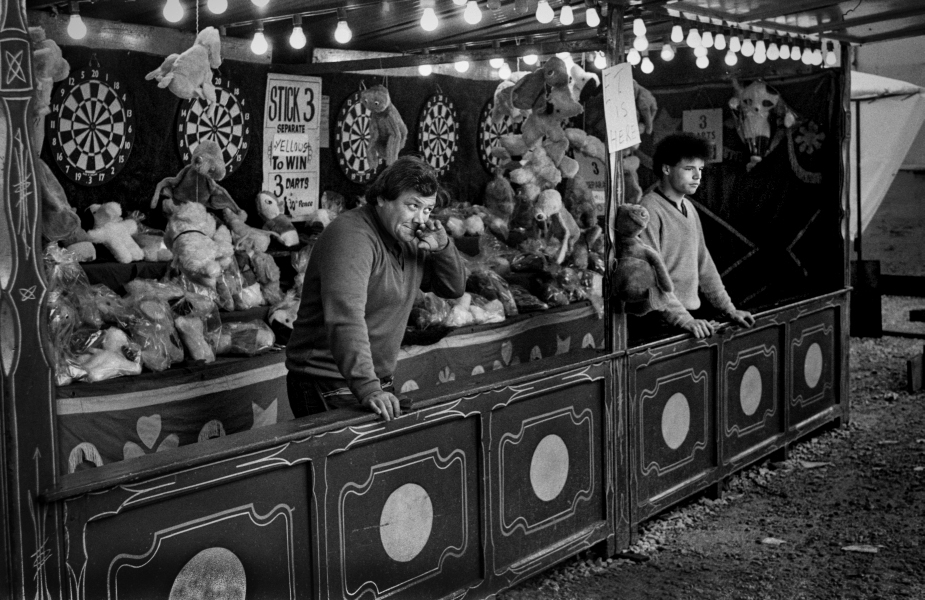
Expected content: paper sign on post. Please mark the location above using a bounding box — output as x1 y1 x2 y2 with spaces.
263 73 322 222
602 63 640 152
682 108 723 163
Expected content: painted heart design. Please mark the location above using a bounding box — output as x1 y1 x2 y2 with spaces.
136 414 162 449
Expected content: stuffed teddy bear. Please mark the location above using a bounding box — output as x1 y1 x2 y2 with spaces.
256 191 299 247
360 84 407 167
145 26 222 103
509 145 562 202
565 128 606 162
564 175 598 229
165 202 222 288
87 203 145 264
612 204 673 313
151 140 244 217
533 189 580 265
29 26 69 150
484 169 516 223
634 81 658 137
222 208 281 253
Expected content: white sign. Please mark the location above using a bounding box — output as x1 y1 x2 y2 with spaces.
574 153 608 215
601 63 640 152
683 109 723 163
263 73 322 222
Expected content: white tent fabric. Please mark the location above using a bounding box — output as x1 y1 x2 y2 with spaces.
849 71 925 239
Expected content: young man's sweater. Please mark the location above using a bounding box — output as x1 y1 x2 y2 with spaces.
638 188 736 327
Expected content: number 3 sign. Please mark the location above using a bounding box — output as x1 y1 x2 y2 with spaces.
682 109 724 163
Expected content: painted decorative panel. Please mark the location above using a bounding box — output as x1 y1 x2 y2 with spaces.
490 378 606 572
789 308 838 427
324 418 481 600
721 325 785 464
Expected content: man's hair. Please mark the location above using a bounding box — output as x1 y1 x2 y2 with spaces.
365 155 440 204
652 133 711 174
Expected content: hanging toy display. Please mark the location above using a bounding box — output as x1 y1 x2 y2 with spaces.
728 79 797 171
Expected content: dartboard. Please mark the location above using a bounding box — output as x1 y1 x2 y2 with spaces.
46 64 135 186
176 73 251 176
334 90 375 184
416 93 458 175
477 97 522 173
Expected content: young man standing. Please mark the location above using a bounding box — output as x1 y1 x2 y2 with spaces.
638 133 755 339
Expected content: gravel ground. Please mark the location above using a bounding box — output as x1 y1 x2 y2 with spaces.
499 297 925 600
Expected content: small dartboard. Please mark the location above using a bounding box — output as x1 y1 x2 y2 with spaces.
417 93 458 175
334 90 375 184
46 64 136 186
176 73 251 175
477 97 522 173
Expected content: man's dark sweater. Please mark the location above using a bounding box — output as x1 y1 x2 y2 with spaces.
286 204 466 401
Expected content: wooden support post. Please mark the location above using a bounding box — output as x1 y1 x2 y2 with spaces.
907 346 925 393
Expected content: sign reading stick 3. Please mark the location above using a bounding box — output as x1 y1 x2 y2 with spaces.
263 74 322 222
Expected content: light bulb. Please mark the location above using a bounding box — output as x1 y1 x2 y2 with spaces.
586 7 600 27
714 32 726 50
536 0 554 23
335 19 352 43
755 39 766 55
802 47 812 64
163 0 184 22
627 47 641 65
660 43 675 62
290 25 306 49
696 55 709 69
251 30 268 54
452 0 465 5
523 53 538 65
455 59 470 72
490 57 504 68
633 17 646 37
725 49 737 66
780 43 791 60
729 35 741 52
701 30 713 48
671 25 683 43
251 0 269 6
694 46 707 57
420 7 438 30
499 62 512 79
464 1 482 24
594 51 606 69
741 37 754 57
207 0 227 14
560 4 574 25
753 50 766 64
825 43 837 66
812 48 823 65
633 35 648 52
641 56 654 74
419 63 433 76
67 13 87 39
791 45 802 61
686 28 701 48
767 42 779 60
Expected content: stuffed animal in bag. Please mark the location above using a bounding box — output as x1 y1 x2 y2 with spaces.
145 26 222 103
165 202 222 288
87 202 145 264
360 84 408 167
611 204 673 313
256 191 299 247
533 189 580 265
151 140 244 216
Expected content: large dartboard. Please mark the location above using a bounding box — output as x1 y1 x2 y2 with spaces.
46 64 136 186
417 93 458 175
334 90 376 184
477 97 522 174
176 73 251 175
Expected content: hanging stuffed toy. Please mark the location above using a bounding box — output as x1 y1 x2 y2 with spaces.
729 79 797 171
145 26 222 103
151 140 245 217
360 84 408 167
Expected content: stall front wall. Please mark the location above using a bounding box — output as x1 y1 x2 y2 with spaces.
59 361 620 600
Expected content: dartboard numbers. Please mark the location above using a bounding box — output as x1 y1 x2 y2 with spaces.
334 90 376 184
477 97 521 173
417 93 459 176
46 66 136 186
176 74 251 176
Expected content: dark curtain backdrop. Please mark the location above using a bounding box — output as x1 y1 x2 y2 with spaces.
42 47 501 233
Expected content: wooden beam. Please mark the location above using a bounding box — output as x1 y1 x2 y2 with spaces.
855 22 925 44
803 5 925 34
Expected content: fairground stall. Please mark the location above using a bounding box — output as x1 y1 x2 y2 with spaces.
4 0 918 597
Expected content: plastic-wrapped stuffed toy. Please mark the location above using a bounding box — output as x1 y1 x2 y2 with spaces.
360 84 408 167
76 328 143 383
174 315 215 363
145 26 222 103
151 140 244 217
164 202 222 288
534 189 581 265
612 204 673 313
256 191 299 247
87 202 145 263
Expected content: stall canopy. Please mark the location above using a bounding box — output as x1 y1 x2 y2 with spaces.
849 71 925 239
